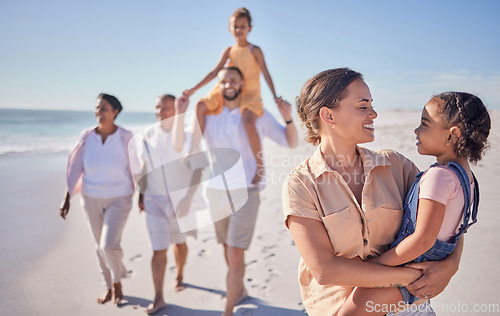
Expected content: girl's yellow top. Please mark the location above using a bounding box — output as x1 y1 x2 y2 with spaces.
202 44 263 116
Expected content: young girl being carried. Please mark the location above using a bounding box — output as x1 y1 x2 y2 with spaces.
183 7 281 184
337 92 491 315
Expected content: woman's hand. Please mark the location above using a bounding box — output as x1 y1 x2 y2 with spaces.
405 237 463 299
405 260 455 299
59 192 70 219
138 193 145 213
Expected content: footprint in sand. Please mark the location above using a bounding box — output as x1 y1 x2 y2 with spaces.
202 236 216 243
264 253 275 260
261 245 277 253
129 254 142 262
198 249 210 257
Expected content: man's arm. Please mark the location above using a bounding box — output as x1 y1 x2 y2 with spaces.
260 99 298 148
277 98 298 148
172 95 189 153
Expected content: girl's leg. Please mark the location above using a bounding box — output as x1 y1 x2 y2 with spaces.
337 287 403 316
81 195 113 303
242 109 263 184
101 195 132 303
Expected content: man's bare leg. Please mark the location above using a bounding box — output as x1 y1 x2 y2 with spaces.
173 243 188 291
146 249 168 314
222 245 248 316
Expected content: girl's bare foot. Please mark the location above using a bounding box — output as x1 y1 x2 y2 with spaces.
97 289 112 304
113 282 123 304
145 299 167 314
174 276 185 292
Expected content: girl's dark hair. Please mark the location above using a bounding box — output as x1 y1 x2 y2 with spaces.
230 7 252 27
296 68 363 145
98 93 123 115
434 92 491 164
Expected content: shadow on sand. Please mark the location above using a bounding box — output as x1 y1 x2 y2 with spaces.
115 283 306 315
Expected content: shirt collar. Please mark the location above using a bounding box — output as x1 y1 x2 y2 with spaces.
309 145 391 179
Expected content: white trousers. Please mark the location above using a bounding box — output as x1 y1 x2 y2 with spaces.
81 194 132 289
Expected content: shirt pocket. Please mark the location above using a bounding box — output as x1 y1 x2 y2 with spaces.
368 206 403 247
322 206 363 256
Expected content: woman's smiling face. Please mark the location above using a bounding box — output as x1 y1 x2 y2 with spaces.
329 79 378 145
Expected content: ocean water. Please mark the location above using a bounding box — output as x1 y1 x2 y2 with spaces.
0 109 160 156
1 108 458 157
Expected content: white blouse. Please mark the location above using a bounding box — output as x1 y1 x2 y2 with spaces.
82 128 134 198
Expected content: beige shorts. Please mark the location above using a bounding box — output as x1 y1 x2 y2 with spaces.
208 187 260 250
144 195 196 251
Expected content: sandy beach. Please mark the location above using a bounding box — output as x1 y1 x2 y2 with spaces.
1 110 499 316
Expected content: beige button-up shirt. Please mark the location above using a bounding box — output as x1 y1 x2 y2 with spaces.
283 146 419 315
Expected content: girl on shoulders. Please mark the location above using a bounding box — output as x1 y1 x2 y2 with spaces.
183 7 280 184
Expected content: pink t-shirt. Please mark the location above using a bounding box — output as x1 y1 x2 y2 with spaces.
419 165 473 242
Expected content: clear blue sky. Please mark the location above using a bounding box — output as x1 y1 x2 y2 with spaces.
1 0 499 113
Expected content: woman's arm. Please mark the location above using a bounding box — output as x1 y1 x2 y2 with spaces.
251 46 278 99
374 199 446 266
185 47 231 96
405 236 464 299
287 215 422 287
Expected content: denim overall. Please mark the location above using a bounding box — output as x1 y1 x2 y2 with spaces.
391 162 479 304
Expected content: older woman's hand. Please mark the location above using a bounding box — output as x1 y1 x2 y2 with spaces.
59 192 70 219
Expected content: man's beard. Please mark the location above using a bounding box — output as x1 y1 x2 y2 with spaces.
223 87 242 101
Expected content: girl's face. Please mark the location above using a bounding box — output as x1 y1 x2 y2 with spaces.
229 16 251 40
95 98 118 124
328 79 377 145
414 99 451 157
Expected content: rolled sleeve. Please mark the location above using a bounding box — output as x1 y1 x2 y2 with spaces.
282 173 322 228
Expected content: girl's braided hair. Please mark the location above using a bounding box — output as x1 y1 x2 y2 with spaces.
434 92 491 164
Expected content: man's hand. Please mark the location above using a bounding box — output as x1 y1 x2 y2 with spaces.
183 89 195 97
175 94 190 114
176 196 192 218
277 97 293 122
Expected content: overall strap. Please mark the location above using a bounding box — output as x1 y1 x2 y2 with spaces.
446 162 478 243
407 170 426 223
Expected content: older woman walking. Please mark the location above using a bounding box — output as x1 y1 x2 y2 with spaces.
59 93 135 304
